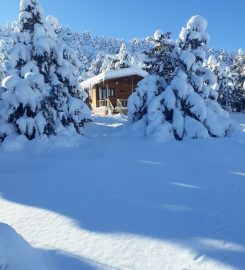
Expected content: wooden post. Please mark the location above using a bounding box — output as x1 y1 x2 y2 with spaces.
106 83 109 100
131 76 134 93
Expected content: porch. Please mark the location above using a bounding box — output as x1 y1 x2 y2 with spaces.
95 99 128 115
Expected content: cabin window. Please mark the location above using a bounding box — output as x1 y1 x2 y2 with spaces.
99 88 107 100
108 89 115 97
99 88 115 99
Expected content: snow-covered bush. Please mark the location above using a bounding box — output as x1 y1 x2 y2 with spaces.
0 0 90 142
128 15 235 141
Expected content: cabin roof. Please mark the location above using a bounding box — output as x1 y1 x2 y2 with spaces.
80 67 148 89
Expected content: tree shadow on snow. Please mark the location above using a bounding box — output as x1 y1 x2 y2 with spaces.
1 138 245 269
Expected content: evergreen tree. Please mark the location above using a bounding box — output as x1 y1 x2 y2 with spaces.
129 37 153 68
115 43 131 69
218 66 234 110
128 16 234 141
0 0 90 142
0 20 151 81
231 49 245 111
87 53 104 77
101 53 119 72
128 30 176 123
0 23 16 82
101 43 132 72
144 30 176 84
0 40 7 82
206 54 234 110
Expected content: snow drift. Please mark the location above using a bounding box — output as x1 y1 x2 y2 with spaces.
0 223 50 270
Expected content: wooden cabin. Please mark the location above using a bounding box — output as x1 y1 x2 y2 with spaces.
81 67 148 115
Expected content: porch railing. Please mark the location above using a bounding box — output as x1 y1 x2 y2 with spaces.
116 99 128 114
97 99 114 113
117 99 128 108
97 99 128 114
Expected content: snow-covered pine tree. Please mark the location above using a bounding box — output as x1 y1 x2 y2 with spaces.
114 43 131 69
100 53 118 72
128 16 234 141
100 43 132 72
144 30 176 84
231 49 245 111
206 54 234 110
0 40 7 82
56 27 123 80
217 67 234 110
87 53 104 77
129 37 153 68
0 0 90 142
0 23 15 82
48 24 149 79
128 30 176 124
130 37 153 56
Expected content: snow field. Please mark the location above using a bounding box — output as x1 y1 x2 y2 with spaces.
0 113 245 270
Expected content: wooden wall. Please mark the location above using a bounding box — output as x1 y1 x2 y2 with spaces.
88 87 97 110
87 75 144 110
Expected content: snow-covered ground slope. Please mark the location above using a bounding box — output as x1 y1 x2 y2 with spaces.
0 113 245 270
0 223 53 270
232 113 245 132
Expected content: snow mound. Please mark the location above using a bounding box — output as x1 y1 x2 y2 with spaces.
187 15 208 31
1 135 28 152
0 223 49 270
0 132 87 153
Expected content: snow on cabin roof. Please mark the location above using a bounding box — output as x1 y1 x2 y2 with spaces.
80 67 148 89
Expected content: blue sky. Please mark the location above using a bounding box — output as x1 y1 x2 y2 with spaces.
0 0 244 51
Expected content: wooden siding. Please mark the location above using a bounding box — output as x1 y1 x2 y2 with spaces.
88 75 143 110
88 87 97 110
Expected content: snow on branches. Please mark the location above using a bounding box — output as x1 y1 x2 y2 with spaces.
128 15 235 141
0 0 90 142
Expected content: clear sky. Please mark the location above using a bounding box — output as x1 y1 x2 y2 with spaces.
0 0 244 51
